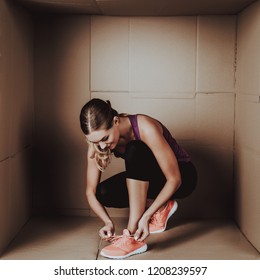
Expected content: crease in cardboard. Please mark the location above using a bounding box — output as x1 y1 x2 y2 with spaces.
195 92 235 95
130 92 196 99
0 157 9 163
237 93 260 103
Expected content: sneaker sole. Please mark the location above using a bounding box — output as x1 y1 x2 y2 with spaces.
150 201 178 234
100 244 148 259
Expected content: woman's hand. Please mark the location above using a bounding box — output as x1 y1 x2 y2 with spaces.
99 222 115 241
134 215 150 241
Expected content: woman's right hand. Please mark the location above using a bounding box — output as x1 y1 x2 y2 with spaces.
99 222 115 241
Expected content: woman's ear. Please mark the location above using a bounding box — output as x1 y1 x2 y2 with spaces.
113 116 119 126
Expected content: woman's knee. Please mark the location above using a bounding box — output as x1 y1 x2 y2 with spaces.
173 162 197 199
125 141 156 181
125 140 157 168
95 173 130 208
125 140 149 162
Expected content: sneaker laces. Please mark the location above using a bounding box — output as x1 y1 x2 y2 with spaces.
150 205 167 226
108 233 136 250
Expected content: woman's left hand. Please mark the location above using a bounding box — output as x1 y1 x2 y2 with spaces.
134 215 150 241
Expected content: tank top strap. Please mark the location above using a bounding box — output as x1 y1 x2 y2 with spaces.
128 114 141 140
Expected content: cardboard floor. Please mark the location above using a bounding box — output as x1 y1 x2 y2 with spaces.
1 216 259 260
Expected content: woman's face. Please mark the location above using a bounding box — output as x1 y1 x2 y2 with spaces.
86 117 120 150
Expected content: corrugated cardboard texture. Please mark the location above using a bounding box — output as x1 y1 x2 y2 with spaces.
1 217 259 260
235 0 260 252
33 16 91 214
1 0 259 257
0 1 33 255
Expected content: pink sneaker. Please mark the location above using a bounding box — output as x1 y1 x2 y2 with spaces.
149 200 178 234
100 229 147 259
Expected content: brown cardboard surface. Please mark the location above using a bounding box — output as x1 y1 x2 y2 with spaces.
0 1 12 161
33 15 91 213
0 0 34 256
0 160 10 255
236 1 260 96
8 6 33 155
235 148 260 252
235 0 260 252
195 93 235 149
129 17 196 93
1 0 260 260
9 150 32 238
196 16 236 92
91 16 129 92
1 217 259 260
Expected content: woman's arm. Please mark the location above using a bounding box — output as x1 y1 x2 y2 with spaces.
135 115 182 240
86 147 114 239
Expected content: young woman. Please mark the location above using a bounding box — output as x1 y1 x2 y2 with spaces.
80 98 197 259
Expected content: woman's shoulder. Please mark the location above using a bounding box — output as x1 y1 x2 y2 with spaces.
136 114 160 125
136 114 163 136
122 113 155 123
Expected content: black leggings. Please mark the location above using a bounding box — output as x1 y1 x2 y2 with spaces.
96 140 197 208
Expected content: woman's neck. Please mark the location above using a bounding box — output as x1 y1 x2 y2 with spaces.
118 115 134 143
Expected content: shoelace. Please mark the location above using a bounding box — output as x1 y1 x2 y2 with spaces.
109 234 136 249
96 233 139 259
150 211 163 225
150 207 167 226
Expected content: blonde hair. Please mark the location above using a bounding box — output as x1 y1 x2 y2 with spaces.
80 99 118 172
87 140 112 172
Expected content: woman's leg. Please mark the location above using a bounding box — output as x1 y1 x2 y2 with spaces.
96 172 129 208
97 141 197 229
171 161 197 199
124 141 160 233
96 172 149 234
146 161 197 203
126 178 149 233
96 140 177 208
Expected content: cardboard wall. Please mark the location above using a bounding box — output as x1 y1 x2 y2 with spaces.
33 15 91 215
1 0 259 255
34 15 237 219
0 0 33 254
235 0 260 252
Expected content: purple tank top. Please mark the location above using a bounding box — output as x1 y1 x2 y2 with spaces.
128 114 190 162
